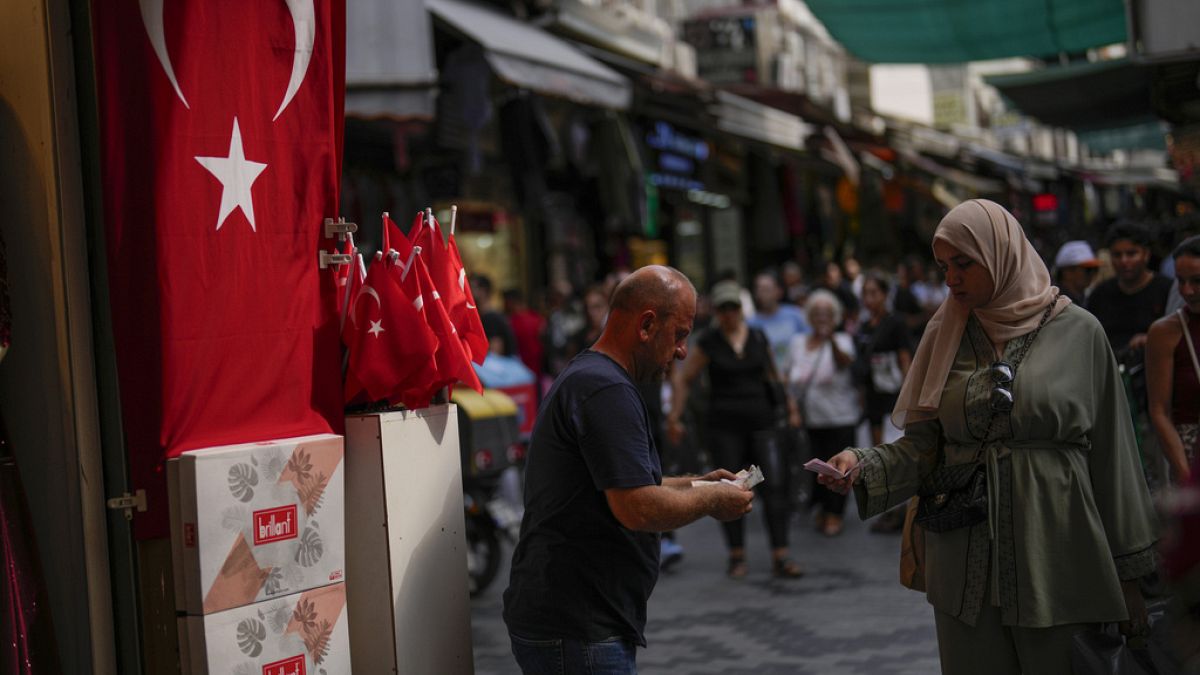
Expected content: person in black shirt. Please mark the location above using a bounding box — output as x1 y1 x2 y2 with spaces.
854 273 913 534
470 273 517 357
1086 222 1173 355
503 266 753 675
1086 221 1173 488
668 280 804 580
854 273 913 445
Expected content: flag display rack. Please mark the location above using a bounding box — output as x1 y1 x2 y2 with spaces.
320 217 357 269
323 216 358 241
319 249 353 270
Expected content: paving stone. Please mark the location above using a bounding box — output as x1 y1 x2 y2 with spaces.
471 499 940 674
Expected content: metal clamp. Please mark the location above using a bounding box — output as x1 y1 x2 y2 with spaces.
319 250 352 270
324 217 358 240
107 489 147 522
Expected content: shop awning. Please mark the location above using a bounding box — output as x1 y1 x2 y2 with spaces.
901 150 1006 199
709 90 813 152
426 0 631 110
345 0 438 119
1077 120 1170 153
984 59 1156 132
805 0 1127 64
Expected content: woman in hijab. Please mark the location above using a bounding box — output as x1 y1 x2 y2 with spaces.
821 200 1157 674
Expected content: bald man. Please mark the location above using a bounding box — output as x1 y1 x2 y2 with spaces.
503 266 754 674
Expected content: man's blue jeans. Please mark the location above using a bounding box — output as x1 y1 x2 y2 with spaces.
510 632 638 675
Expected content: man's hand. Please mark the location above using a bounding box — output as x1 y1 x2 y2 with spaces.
1118 579 1148 638
694 468 738 483
708 484 754 521
817 450 860 495
1128 333 1149 351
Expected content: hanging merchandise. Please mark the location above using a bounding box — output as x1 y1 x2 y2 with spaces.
91 0 347 539
341 209 487 411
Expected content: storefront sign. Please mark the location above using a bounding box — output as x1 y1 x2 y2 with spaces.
645 121 709 192
683 14 760 85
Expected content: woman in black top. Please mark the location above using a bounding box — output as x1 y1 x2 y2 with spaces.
853 273 915 534
668 281 803 579
855 273 914 445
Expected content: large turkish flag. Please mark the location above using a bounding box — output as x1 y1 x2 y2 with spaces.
92 0 346 538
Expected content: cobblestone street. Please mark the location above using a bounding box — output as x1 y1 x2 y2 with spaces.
470 500 940 674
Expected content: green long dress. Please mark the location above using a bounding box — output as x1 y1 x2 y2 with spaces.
852 304 1158 628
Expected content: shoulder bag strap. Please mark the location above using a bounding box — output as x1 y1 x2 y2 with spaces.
1177 309 1200 383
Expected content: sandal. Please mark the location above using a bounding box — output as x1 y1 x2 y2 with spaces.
772 557 804 579
823 515 844 537
726 555 748 580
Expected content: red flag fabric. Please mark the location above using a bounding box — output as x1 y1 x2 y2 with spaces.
411 213 481 364
342 252 368 404
397 253 483 395
447 233 489 365
407 210 429 250
343 257 440 409
334 233 356 318
383 213 413 260
91 1 346 538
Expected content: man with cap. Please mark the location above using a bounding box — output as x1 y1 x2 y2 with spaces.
1053 240 1101 305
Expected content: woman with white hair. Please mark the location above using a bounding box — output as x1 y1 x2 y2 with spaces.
820 199 1157 674
784 289 861 536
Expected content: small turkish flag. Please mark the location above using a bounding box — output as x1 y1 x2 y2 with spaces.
396 251 482 395
344 256 440 407
447 233 489 365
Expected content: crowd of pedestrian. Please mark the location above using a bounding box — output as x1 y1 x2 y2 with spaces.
483 198 1200 674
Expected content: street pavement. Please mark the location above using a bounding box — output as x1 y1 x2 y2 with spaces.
470 499 941 674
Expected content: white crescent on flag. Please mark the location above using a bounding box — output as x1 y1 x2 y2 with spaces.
139 0 315 120
350 285 382 329
274 0 316 121
138 0 188 108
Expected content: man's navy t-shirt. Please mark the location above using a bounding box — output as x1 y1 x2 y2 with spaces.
502 350 662 646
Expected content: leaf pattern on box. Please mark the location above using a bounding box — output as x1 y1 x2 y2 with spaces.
261 449 285 483
220 506 247 532
227 463 259 502
296 472 327 516
235 618 266 657
292 598 317 629
264 603 291 634
305 620 333 665
263 567 284 596
287 448 313 483
292 597 335 665
295 526 324 567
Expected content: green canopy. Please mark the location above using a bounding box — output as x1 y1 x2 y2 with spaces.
983 58 1154 131
805 0 1127 64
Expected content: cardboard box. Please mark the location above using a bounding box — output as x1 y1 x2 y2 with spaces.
172 434 345 615
181 582 350 675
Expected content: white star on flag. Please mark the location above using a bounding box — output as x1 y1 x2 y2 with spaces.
195 117 267 231
368 319 384 338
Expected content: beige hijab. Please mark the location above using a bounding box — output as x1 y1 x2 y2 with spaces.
892 199 1071 427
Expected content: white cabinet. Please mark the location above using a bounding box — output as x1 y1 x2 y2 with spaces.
344 405 474 674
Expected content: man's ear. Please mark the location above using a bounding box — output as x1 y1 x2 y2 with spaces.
639 310 656 340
